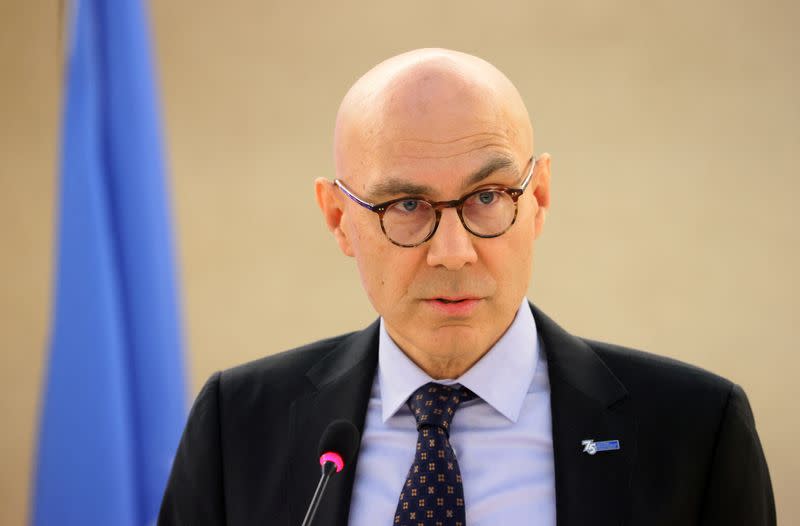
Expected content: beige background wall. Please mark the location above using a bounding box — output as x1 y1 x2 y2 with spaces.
2 0 797 524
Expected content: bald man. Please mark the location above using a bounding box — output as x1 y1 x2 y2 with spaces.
159 49 775 526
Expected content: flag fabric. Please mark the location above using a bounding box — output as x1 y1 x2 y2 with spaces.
32 0 187 524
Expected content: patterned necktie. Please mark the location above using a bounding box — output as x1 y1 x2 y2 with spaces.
394 382 476 526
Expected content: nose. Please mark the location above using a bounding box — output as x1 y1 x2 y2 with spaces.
426 208 478 270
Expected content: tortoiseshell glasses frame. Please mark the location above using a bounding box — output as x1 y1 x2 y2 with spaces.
334 156 536 248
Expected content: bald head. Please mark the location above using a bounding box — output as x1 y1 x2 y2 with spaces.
334 48 534 186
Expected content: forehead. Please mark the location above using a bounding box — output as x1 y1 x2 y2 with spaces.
358 123 525 201
364 106 523 199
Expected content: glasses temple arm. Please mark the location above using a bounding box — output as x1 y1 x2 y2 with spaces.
334 179 379 211
517 157 537 191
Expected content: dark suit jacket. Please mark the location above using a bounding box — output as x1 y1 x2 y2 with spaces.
158 303 775 525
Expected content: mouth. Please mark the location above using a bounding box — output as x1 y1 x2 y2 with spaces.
433 297 475 304
423 296 483 316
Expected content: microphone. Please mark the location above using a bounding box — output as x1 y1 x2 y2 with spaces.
301 419 360 526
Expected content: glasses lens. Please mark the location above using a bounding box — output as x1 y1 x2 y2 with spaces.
382 199 436 246
462 190 516 236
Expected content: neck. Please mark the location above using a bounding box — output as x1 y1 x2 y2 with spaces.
408 353 483 380
384 324 504 380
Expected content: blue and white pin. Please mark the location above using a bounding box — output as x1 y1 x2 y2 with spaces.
581 439 621 455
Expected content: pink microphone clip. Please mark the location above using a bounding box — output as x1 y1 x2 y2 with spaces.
319 451 344 473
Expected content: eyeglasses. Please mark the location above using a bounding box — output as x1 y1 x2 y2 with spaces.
334 157 536 247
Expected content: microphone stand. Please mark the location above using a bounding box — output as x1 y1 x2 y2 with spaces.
301 461 337 526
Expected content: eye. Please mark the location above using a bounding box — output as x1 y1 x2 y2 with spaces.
400 200 419 212
477 191 496 205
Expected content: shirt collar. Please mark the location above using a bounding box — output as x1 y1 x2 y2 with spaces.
378 298 540 423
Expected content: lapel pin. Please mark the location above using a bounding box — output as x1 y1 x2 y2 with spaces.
581 439 621 455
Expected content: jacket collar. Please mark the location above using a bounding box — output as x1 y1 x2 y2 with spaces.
288 320 380 526
531 303 636 526
532 302 628 407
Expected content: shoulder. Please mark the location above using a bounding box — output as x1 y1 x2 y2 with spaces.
213 331 360 401
581 337 737 412
583 338 732 390
531 302 736 406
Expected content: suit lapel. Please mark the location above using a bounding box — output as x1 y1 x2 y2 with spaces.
287 321 380 526
532 304 637 526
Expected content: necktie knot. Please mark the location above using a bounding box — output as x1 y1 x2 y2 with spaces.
407 382 475 433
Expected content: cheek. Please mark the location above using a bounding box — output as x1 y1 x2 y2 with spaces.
350 227 423 312
514 197 539 251
511 217 537 288
485 212 537 294
513 206 537 260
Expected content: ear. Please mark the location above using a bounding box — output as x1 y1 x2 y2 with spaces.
314 178 355 257
532 153 551 239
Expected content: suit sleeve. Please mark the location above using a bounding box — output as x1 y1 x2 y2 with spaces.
699 383 776 525
158 372 226 526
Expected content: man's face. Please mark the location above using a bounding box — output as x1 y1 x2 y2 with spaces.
318 53 550 372
347 151 542 361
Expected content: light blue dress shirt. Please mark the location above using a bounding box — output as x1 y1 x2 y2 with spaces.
348 299 556 525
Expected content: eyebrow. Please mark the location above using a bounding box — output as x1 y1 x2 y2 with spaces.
366 155 517 201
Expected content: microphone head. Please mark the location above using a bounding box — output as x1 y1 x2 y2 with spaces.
317 420 360 473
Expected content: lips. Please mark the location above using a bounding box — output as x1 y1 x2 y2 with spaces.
433 297 477 303
423 296 483 316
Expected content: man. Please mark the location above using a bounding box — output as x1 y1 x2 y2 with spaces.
159 49 775 525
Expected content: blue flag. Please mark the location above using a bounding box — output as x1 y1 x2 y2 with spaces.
32 0 187 524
